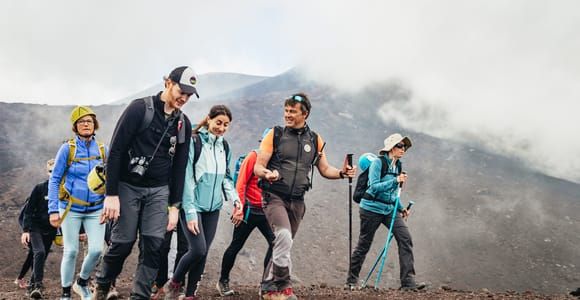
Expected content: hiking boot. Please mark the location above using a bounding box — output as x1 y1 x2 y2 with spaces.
106 286 120 300
59 291 72 300
280 287 297 300
73 281 93 300
29 284 44 299
344 282 358 291
93 284 110 300
571 287 580 297
261 291 282 300
163 280 182 300
216 279 235 296
151 283 164 300
15 278 28 289
400 282 427 291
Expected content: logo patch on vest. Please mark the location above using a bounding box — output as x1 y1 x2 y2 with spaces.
304 144 312 153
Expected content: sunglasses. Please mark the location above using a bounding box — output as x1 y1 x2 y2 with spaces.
394 143 406 150
290 94 310 111
169 136 177 157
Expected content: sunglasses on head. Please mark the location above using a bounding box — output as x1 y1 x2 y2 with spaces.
290 94 310 111
394 143 406 150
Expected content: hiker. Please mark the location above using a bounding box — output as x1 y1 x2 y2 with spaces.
19 159 57 298
164 105 241 300
150 216 187 299
216 128 275 296
345 133 425 291
94 66 195 300
254 93 356 300
48 106 108 300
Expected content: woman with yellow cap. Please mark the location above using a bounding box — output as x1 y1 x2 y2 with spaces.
48 106 108 300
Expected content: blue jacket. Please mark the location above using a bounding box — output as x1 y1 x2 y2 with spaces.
48 136 107 214
182 128 239 222
360 155 404 216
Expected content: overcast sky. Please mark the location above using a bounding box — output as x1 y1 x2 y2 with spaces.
1 0 579 181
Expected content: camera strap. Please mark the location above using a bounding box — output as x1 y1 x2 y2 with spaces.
148 117 176 165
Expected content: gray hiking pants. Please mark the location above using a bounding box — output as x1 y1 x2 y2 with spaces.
347 207 417 287
97 182 169 299
261 191 306 291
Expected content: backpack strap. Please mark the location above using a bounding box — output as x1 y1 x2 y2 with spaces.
191 133 202 184
221 139 231 201
97 140 106 163
177 113 185 144
139 96 155 133
379 155 389 178
272 126 283 153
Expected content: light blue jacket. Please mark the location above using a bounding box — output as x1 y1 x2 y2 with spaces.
182 128 239 222
360 155 404 216
48 135 107 214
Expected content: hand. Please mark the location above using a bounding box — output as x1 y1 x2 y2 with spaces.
79 233 87 242
49 213 60 228
401 208 411 221
341 158 357 179
396 173 408 184
187 220 200 235
231 206 244 227
167 207 179 231
264 169 280 182
21 232 30 247
100 196 120 224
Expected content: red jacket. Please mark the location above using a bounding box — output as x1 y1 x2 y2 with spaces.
236 150 263 209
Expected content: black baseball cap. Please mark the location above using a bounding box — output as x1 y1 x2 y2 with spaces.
168 66 199 98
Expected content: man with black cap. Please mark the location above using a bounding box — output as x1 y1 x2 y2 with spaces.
94 66 197 300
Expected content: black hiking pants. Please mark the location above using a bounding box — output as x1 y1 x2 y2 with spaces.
219 210 275 282
30 230 56 285
154 219 187 287
347 207 417 287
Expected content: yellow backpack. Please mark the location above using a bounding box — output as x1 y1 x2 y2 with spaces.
57 138 106 226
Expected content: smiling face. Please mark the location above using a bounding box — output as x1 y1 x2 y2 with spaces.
284 102 307 129
75 115 96 137
166 80 192 110
207 114 231 137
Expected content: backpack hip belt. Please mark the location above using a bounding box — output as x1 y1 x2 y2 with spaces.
57 192 104 227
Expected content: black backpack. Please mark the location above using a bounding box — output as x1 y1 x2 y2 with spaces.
353 156 401 203
18 197 30 230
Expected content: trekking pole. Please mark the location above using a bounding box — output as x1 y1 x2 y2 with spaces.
346 154 354 272
361 199 414 288
374 172 406 288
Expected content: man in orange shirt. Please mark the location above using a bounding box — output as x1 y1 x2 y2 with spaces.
254 93 356 300
216 129 275 296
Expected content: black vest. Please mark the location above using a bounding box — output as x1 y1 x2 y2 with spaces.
261 126 318 199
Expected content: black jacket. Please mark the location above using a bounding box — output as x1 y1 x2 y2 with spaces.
106 93 192 206
22 180 55 233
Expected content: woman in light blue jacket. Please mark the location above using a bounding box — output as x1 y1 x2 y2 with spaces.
165 105 240 299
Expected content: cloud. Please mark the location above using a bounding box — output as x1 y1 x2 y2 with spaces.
1 0 578 181
278 0 580 182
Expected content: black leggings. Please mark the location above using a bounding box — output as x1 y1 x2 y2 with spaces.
219 211 274 281
173 210 220 296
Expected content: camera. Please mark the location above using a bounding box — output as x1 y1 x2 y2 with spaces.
129 156 149 177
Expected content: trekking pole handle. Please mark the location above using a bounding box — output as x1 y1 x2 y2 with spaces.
399 171 407 188
346 154 353 183
406 200 414 211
